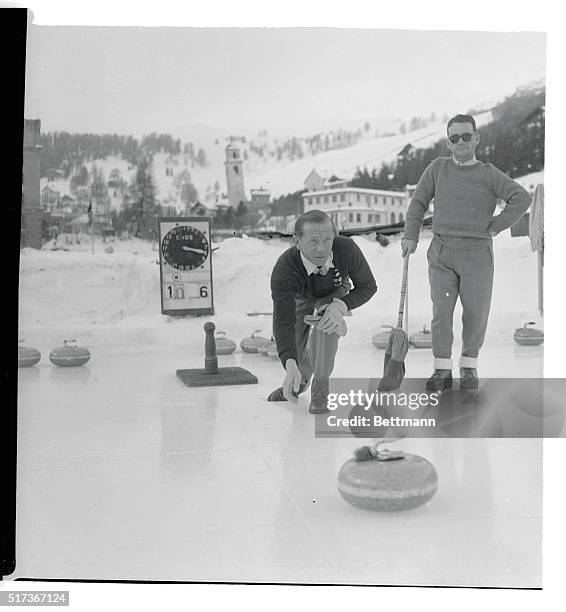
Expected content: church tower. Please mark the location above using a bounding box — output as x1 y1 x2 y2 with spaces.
224 143 246 208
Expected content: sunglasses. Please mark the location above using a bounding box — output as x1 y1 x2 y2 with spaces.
448 132 476 144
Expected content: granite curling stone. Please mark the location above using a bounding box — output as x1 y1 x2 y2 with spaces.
18 342 41 367
259 340 277 356
214 331 237 355
240 330 269 353
49 339 91 367
337 438 438 511
513 322 544 346
267 345 280 360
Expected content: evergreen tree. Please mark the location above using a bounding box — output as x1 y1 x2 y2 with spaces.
128 156 159 239
223 206 236 228
236 201 248 217
234 201 248 229
70 165 89 193
90 164 110 211
180 182 199 207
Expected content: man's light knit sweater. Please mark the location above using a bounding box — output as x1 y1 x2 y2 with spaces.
403 157 531 243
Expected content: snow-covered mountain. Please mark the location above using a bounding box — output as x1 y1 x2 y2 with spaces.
41 111 496 212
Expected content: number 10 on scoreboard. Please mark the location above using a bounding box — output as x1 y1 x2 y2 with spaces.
158 217 214 316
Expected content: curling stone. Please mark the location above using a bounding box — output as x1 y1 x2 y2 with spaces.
214 331 237 355
259 339 276 356
513 322 544 346
371 325 393 349
240 330 269 353
337 438 438 512
49 339 91 367
409 324 432 349
18 340 41 367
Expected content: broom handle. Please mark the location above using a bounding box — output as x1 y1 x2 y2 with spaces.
397 255 410 329
405 269 409 332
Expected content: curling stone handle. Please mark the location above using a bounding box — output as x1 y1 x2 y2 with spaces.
370 435 406 460
525 322 536 328
63 339 77 346
204 322 218 375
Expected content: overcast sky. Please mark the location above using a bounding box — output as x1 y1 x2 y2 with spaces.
25 27 546 139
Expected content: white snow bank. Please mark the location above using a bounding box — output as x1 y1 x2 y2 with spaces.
19 223 541 357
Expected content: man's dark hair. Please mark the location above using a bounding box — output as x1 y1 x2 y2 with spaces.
446 114 477 134
294 209 336 237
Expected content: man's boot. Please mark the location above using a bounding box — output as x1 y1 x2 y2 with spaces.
267 379 310 402
309 378 330 414
425 369 453 391
459 367 479 390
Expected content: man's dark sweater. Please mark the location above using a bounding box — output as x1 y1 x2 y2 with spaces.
271 236 377 366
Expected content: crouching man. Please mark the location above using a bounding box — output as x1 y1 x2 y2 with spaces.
268 210 377 413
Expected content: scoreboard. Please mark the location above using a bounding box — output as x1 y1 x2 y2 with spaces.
158 217 214 316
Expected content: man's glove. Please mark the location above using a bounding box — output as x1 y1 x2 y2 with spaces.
401 239 417 257
316 299 348 336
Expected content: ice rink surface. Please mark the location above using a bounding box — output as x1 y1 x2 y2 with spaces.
14 339 546 586
14 229 551 585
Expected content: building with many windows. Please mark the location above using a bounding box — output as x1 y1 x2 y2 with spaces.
302 186 409 230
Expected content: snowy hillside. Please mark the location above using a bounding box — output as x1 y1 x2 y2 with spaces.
40 112 494 209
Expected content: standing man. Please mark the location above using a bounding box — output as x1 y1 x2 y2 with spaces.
401 114 531 390
269 210 377 413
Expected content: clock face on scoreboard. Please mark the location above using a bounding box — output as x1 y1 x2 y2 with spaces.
161 225 210 271
158 217 214 316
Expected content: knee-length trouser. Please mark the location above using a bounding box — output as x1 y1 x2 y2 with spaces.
427 236 494 370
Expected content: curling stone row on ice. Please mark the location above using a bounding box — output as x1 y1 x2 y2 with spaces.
215 330 279 359
372 324 433 350
337 437 438 512
239 330 279 359
18 339 91 368
513 322 544 346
